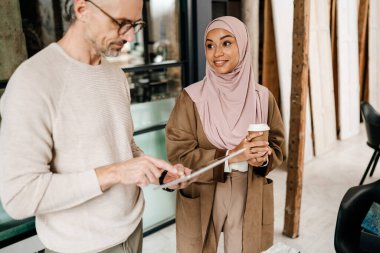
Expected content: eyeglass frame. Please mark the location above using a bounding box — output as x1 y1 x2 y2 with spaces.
85 0 145 35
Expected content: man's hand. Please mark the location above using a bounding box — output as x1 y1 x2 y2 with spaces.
95 155 180 192
162 164 196 190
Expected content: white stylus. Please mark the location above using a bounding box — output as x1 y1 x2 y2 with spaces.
155 148 246 190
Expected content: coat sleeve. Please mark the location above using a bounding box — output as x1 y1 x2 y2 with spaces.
165 91 225 183
256 92 286 176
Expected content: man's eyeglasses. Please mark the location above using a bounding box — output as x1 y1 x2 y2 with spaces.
86 0 145 35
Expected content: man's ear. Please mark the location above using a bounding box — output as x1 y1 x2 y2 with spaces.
73 0 88 22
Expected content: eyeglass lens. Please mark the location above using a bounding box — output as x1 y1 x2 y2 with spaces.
120 22 144 35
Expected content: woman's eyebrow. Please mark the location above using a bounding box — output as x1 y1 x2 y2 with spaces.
206 34 234 42
220 34 234 40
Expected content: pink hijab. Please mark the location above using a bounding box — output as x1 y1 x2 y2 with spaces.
185 16 269 150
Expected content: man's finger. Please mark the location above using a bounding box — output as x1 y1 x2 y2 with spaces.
144 155 178 175
141 160 162 180
173 164 185 177
183 167 192 176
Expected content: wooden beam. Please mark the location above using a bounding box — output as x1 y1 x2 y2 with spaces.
364 62 369 102
283 0 310 238
0 0 27 81
262 0 281 110
358 0 369 102
330 0 339 136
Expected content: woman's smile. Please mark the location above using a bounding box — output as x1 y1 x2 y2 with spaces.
213 59 229 67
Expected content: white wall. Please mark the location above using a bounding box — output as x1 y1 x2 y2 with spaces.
369 0 380 110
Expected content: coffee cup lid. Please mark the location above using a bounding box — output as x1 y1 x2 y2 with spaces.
247 124 270 132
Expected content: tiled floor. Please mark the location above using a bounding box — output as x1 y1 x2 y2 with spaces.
143 124 377 253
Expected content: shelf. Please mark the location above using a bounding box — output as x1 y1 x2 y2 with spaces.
122 60 184 72
134 122 167 136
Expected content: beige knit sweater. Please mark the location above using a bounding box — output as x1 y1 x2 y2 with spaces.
0 43 144 253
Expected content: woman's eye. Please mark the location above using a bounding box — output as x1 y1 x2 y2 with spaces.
206 44 214 49
223 41 232 47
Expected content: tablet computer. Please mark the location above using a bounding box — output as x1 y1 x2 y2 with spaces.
155 148 246 190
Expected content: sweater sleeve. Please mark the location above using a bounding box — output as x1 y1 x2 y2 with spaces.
0 72 102 220
165 91 226 183
125 78 143 158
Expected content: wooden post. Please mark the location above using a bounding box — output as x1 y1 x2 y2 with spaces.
283 0 310 238
330 0 339 136
358 0 369 102
0 0 27 81
262 0 281 109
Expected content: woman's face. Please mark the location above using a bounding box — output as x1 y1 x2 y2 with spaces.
205 28 239 74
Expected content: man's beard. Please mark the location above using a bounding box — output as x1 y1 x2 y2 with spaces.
103 47 121 57
102 41 125 57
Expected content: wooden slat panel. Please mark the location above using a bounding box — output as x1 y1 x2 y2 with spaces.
336 0 360 140
242 0 260 82
358 0 369 102
283 0 310 238
271 0 293 147
262 0 281 107
369 0 380 110
305 94 315 160
308 0 337 155
331 0 340 136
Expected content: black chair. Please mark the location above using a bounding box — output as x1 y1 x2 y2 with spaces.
334 179 380 253
359 102 380 185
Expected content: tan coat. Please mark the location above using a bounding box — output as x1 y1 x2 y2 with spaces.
166 90 285 253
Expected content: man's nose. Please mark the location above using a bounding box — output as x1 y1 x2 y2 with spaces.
120 29 135 42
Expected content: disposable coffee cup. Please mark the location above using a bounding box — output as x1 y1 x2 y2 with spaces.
247 124 270 142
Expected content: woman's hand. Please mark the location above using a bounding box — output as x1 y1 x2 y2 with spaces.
229 132 271 166
248 147 272 167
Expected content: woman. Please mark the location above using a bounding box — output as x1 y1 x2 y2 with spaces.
165 16 285 253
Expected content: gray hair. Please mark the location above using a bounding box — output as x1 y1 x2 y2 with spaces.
64 0 76 23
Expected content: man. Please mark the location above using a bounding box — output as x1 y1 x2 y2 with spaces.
0 0 189 252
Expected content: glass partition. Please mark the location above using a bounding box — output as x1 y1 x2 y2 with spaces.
127 66 182 104
131 98 177 233
107 0 186 105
